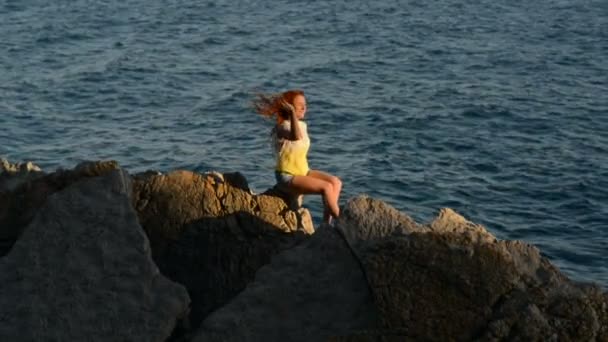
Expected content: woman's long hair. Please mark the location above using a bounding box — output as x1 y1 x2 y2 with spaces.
252 89 304 125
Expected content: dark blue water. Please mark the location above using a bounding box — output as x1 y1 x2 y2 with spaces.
1 0 607 286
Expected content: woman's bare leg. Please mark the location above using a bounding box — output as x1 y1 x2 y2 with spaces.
288 175 339 223
308 170 342 221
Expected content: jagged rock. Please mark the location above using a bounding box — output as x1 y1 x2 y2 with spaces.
336 196 608 341
193 225 379 342
0 169 190 341
192 195 608 341
0 160 120 256
0 158 42 174
335 194 425 245
4 158 603 341
0 158 44 192
131 169 314 331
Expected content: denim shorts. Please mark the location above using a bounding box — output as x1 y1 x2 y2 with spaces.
274 171 294 186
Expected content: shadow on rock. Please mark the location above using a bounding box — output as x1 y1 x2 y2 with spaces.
131 169 314 335
161 212 310 339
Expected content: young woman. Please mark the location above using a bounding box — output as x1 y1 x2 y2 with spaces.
253 89 342 224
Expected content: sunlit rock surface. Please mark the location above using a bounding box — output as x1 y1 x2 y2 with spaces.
194 196 608 341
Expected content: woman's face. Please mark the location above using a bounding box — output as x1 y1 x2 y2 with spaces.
293 95 307 119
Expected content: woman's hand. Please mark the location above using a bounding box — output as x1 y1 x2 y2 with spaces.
280 100 296 116
280 100 302 140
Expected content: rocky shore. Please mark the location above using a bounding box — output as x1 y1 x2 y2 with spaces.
0 159 606 341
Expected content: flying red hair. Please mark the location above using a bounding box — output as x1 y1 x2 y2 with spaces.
253 89 305 125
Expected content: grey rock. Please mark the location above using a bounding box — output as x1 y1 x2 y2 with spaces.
0 160 120 256
132 169 315 331
191 194 607 341
193 226 378 342
0 158 42 174
335 195 425 246
0 169 190 341
336 195 608 341
3 159 605 341
0 158 43 192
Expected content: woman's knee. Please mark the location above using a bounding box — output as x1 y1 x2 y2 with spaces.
331 176 342 192
321 181 334 197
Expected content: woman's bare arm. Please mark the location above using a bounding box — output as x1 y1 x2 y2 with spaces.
278 101 303 141
288 111 303 140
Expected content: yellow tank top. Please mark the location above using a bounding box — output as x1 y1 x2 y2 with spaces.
274 121 310 176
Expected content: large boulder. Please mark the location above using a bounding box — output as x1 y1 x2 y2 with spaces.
193 225 379 342
0 160 120 256
131 170 314 330
0 169 190 341
192 195 608 341
335 196 608 341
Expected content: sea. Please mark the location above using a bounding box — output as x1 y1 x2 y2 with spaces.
1 0 606 286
